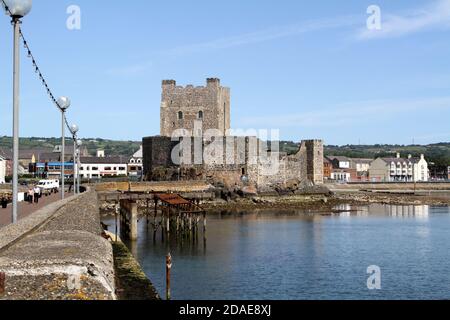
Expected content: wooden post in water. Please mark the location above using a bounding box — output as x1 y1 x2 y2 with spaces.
0 272 5 296
203 211 207 250
130 201 138 241
166 208 170 236
203 211 207 232
146 199 150 229
166 253 172 300
153 198 158 241
154 198 158 226
161 209 165 243
115 203 119 242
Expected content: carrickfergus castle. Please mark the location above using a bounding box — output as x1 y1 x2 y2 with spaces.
143 78 324 192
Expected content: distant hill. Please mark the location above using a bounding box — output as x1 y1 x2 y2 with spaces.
1 136 449 167
0 136 141 158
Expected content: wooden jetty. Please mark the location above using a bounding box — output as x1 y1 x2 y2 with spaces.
112 192 207 242
97 181 213 242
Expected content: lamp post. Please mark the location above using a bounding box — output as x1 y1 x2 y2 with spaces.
76 139 82 194
57 96 70 200
70 124 78 194
3 0 33 224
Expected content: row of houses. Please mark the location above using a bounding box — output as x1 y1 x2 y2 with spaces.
324 153 435 183
0 146 143 182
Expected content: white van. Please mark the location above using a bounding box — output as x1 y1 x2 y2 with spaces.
37 179 60 193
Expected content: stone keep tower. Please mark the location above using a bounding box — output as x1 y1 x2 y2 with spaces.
160 78 231 137
305 140 324 185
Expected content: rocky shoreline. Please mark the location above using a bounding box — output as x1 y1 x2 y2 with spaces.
99 191 450 216
332 192 450 207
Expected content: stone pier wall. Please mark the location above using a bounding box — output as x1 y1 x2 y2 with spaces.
0 190 115 300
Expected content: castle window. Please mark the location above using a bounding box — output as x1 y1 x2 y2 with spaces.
198 111 204 119
178 111 183 120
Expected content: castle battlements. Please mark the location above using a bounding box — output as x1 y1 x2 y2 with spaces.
160 78 231 137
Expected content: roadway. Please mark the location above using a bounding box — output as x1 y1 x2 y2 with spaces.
0 192 73 228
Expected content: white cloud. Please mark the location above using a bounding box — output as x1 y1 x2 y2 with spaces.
357 0 450 40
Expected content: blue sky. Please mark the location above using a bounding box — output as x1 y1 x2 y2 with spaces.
0 0 450 145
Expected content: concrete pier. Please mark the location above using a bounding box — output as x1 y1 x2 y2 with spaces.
119 199 138 241
0 189 116 300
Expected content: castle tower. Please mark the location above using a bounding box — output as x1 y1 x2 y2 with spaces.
160 78 231 137
305 140 324 185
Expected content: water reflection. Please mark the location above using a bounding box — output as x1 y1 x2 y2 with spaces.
370 204 429 219
102 204 450 300
331 204 431 219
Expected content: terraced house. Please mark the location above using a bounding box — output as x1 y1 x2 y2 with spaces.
369 153 429 182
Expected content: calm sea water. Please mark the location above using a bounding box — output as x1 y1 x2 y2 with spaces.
103 204 450 300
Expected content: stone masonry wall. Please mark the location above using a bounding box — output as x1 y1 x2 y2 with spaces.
143 135 324 190
160 78 230 137
0 190 115 300
305 140 324 185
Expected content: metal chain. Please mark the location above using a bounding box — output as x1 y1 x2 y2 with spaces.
2 0 76 134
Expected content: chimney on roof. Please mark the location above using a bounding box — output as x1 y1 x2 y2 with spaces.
396 153 401 159
97 150 105 158
408 154 412 159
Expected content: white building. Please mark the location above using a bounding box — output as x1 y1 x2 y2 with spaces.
331 171 351 183
128 146 143 177
328 156 351 169
79 156 128 179
352 159 372 173
413 155 429 182
369 154 429 182
0 155 6 184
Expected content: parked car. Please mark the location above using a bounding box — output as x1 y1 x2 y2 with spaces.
36 179 60 195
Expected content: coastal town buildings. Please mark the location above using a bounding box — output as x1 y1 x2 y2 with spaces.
18 148 52 169
52 145 89 159
34 162 74 179
369 154 429 182
351 158 372 182
323 157 332 180
326 156 357 183
128 146 143 178
0 148 13 177
327 156 351 169
79 156 128 179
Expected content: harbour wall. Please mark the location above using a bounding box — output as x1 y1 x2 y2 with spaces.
0 189 116 300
